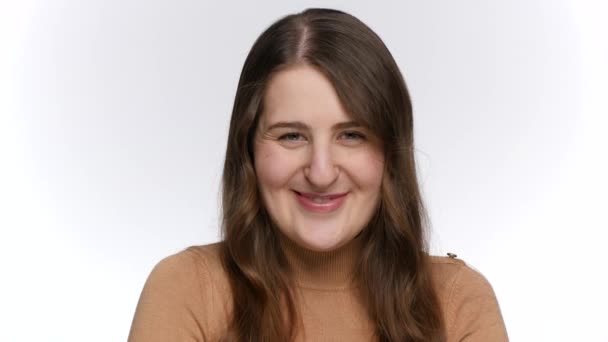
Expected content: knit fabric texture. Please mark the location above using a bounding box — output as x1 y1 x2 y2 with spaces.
128 235 509 341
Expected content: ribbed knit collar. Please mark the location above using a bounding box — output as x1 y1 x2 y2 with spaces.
278 231 365 290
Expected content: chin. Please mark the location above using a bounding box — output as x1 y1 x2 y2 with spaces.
293 231 350 252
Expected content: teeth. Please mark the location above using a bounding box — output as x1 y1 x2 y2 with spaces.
311 197 330 203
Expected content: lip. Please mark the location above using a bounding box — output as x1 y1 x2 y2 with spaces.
293 190 348 213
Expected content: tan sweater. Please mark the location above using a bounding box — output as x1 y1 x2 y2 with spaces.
128 234 509 341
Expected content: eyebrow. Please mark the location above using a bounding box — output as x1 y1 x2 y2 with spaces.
266 120 363 131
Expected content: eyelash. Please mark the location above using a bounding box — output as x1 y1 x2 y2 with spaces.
278 131 366 142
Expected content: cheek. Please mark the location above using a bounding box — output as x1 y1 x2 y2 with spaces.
342 149 384 189
254 143 297 190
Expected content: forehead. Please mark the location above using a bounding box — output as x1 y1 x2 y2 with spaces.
260 64 352 126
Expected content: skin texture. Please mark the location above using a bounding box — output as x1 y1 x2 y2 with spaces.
253 64 385 252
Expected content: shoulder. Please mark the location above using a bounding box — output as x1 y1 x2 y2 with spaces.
186 243 232 293
428 254 509 341
128 242 231 342
163 242 223 268
148 242 232 306
428 254 482 296
148 242 227 291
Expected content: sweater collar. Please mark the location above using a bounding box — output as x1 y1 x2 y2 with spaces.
278 231 364 290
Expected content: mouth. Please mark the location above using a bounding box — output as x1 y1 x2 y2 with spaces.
292 190 349 213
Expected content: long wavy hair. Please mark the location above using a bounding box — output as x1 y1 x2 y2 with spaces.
219 8 445 342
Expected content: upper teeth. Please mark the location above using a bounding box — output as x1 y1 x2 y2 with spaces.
311 197 330 203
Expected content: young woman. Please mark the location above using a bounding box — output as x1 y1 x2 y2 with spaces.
128 8 508 342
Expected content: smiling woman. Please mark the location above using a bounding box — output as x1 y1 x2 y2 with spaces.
127 7 508 342
254 64 385 252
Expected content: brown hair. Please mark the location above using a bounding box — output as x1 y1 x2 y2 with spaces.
220 8 445 341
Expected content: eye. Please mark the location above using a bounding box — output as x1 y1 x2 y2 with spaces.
278 132 306 142
340 131 366 141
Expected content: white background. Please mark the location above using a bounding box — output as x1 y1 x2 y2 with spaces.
1 1 606 341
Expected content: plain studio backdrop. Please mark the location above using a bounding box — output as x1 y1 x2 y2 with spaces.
1 0 606 341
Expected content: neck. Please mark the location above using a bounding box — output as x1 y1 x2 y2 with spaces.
278 231 365 290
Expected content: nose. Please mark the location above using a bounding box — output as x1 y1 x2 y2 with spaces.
304 142 339 189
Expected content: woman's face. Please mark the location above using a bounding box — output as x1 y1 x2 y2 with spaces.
253 64 384 252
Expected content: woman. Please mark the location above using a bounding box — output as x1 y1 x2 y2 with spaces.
128 8 508 342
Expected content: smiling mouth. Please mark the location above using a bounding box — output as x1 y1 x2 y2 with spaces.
293 190 348 212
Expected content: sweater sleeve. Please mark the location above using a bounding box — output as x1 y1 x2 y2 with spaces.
127 250 210 342
445 264 509 342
